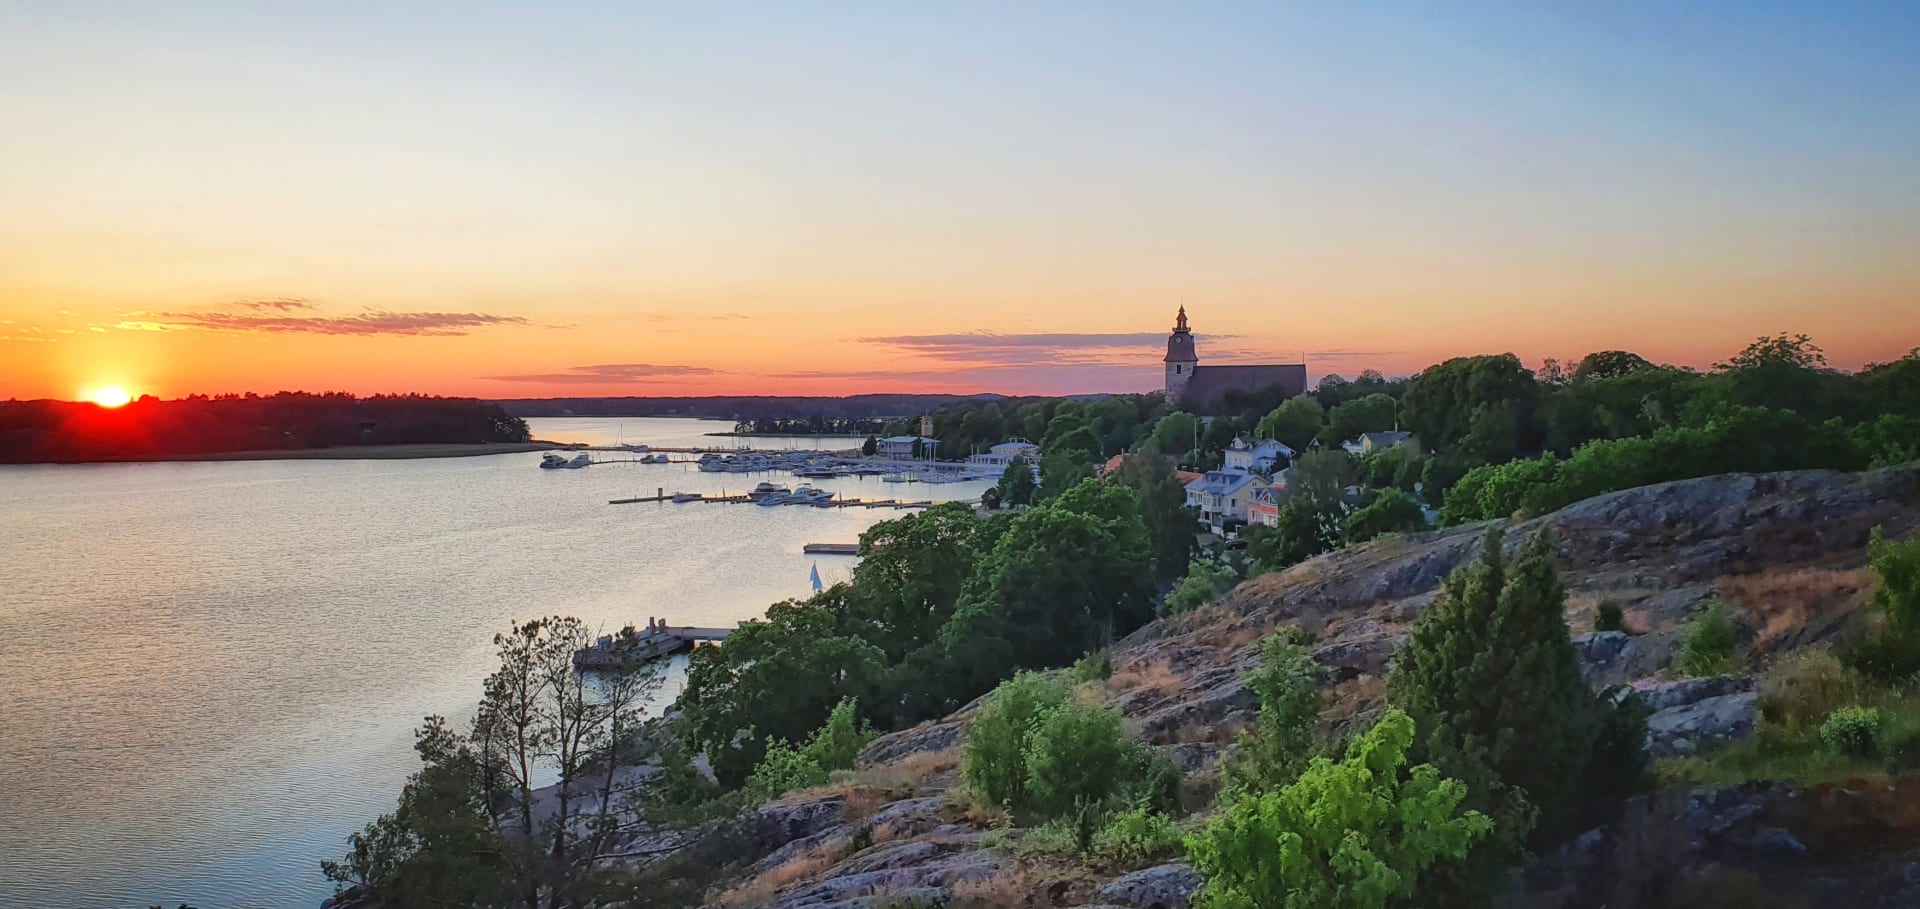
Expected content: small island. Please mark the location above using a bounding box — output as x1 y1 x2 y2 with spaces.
0 392 537 464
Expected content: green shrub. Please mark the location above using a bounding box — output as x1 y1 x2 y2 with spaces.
1166 559 1238 614
1186 709 1492 909
1819 706 1883 758
1071 649 1114 683
1841 528 1920 681
1224 629 1321 792
744 697 876 801
1595 602 1626 633
1677 602 1738 677
960 672 1070 810
1024 702 1138 818
1090 803 1184 867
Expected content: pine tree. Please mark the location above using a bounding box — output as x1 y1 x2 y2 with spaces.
1387 527 1638 906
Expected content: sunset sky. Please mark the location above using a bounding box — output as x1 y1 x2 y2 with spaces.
3 2 1917 401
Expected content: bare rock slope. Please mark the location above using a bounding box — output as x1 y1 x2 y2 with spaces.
695 465 1920 908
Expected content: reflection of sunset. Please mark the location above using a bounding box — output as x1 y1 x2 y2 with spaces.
87 385 132 408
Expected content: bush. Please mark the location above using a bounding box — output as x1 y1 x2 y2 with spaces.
1595 602 1626 633
1185 709 1492 909
1224 630 1321 792
1677 602 1738 677
1842 527 1920 681
1089 803 1184 867
960 671 1165 822
961 672 1070 810
1165 559 1238 614
1819 706 1883 758
744 698 876 801
1070 649 1114 683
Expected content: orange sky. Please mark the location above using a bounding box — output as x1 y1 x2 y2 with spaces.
4 4 1917 402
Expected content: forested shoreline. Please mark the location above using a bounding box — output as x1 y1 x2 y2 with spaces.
0 393 531 463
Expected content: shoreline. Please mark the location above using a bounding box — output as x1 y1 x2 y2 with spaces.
4 441 564 465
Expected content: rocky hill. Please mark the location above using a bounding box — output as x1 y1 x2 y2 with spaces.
624 464 1920 908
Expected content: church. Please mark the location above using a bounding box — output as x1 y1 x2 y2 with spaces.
1163 306 1308 414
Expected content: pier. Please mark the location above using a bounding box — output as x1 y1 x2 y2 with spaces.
803 542 861 554
608 488 949 510
573 621 734 669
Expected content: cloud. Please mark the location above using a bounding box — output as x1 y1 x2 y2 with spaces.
483 363 723 384
1306 349 1401 361
235 298 316 312
855 331 1195 367
120 307 534 336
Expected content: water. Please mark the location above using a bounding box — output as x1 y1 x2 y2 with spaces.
0 417 986 909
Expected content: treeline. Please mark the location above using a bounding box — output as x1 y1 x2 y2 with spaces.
495 393 1005 422
727 416 887 435
0 393 530 462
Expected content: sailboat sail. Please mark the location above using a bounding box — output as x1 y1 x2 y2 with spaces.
810 562 824 592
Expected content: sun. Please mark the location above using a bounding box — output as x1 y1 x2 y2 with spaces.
88 385 133 408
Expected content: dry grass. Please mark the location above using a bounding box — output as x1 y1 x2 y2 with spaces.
1717 566 1872 654
861 747 960 789
712 840 845 907
944 786 1012 830
1108 657 1185 698
951 862 1071 909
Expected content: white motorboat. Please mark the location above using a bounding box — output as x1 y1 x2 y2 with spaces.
566 453 592 468
539 452 569 469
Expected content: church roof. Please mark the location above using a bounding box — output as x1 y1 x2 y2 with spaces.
1180 363 1309 412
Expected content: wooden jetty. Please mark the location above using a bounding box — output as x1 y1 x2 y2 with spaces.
573 622 734 669
803 542 861 555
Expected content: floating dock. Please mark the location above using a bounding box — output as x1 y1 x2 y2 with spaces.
572 623 734 669
803 542 861 555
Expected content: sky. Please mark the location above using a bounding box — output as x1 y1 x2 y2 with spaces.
2 1 1917 401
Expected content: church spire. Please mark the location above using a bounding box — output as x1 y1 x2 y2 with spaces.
1174 305 1189 333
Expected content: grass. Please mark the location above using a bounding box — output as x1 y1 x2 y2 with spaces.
710 840 847 907
1659 647 1920 787
1108 658 1186 698
1717 566 1873 655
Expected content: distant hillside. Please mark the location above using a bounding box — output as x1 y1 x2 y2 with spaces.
493 394 1011 422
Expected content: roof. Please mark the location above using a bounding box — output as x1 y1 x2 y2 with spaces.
1185 469 1257 495
880 435 936 444
1175 470 1203 484
990 440 1040 453
1361 431 1414 445
1179 364 1309 413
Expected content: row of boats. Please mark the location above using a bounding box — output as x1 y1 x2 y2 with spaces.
540 451 670 469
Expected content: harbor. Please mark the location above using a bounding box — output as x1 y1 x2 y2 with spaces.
572 620 734 669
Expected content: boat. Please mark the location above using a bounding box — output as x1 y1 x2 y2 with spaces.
748 481 791 501
755 493 790 507
795 467 838 479
646 453 671 464
671 491 702 503
882 473 914 483
539 452 569 469
567 453 592 468
789 485 832 505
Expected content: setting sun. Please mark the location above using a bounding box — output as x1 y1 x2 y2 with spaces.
87 385 132 408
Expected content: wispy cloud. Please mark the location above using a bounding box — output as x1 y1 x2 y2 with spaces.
483 363 723 384
856 331 1195 367
234 298 316 312
117 305 534 336
1307 349 1401 361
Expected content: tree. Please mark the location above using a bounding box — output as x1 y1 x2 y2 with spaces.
845 504 990 660
332 617 663 909
1151 411 1200 457
1323 393 1398 446
1388 530 1645 904
1224 630 1321 792
679 597 887 785
1572 350 1655 383
1186 709 1493 909
942 505 1155 673
996 455 1038 507
1115 449 1198 579
745 697 877 801
1717 332 1828 371
1342 488 1427 543
1038 447 1093 501
1400 354 1539 455
1257 396 1323 451
862 435 878 456
1166 559 1238 613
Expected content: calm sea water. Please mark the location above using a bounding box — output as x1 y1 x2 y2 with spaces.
0 418 985 909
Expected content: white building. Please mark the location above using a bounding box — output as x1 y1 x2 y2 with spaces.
966 439 1040 470
1222 436 1295 475
876 436 937 461
1341 431 1419 457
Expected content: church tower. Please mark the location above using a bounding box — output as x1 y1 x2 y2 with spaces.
1164 305 1198 401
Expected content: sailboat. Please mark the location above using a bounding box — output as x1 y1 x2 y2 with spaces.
810 563 824 593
